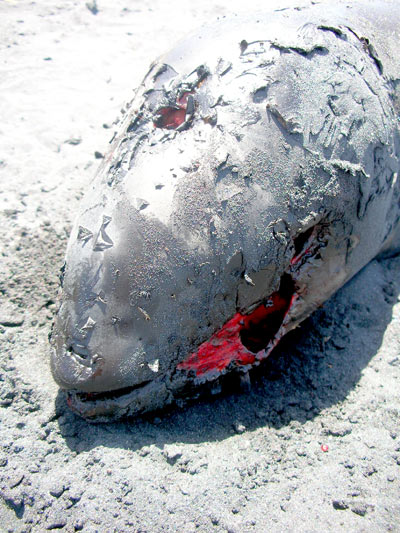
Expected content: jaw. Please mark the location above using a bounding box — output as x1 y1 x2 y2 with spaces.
59 274 299 422
53 221 346 422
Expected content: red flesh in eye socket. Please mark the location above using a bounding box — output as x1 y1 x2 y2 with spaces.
155 107 186 129
154 92 193 129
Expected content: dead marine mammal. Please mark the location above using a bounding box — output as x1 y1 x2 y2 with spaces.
50 0 400 420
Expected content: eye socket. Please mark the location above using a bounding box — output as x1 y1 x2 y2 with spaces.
154 106 186 129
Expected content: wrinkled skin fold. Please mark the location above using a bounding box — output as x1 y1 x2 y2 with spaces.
50 0 400 421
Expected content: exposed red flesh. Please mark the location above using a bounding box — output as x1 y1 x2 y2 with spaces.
155 107 186 129
177 275 295 378
177 312 256 377
177 92 192 106
154 91 193 129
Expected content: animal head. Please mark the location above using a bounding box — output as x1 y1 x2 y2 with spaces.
50 2 400 420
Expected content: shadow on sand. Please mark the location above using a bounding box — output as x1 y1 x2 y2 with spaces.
55 255 400 452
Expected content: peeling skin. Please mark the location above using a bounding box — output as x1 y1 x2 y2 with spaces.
50 1 400 421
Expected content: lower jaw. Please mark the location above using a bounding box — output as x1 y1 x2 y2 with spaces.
65 377 173 422
65 320 296 423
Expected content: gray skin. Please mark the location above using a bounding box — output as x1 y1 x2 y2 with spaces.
50 0 400 421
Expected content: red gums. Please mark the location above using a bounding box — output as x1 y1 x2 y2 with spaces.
154 92 193 129
177 276 295 378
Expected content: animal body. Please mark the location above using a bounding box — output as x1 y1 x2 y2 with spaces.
50 0 400 420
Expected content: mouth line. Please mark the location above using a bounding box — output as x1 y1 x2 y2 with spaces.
69 379 153 404
65 377 166 422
